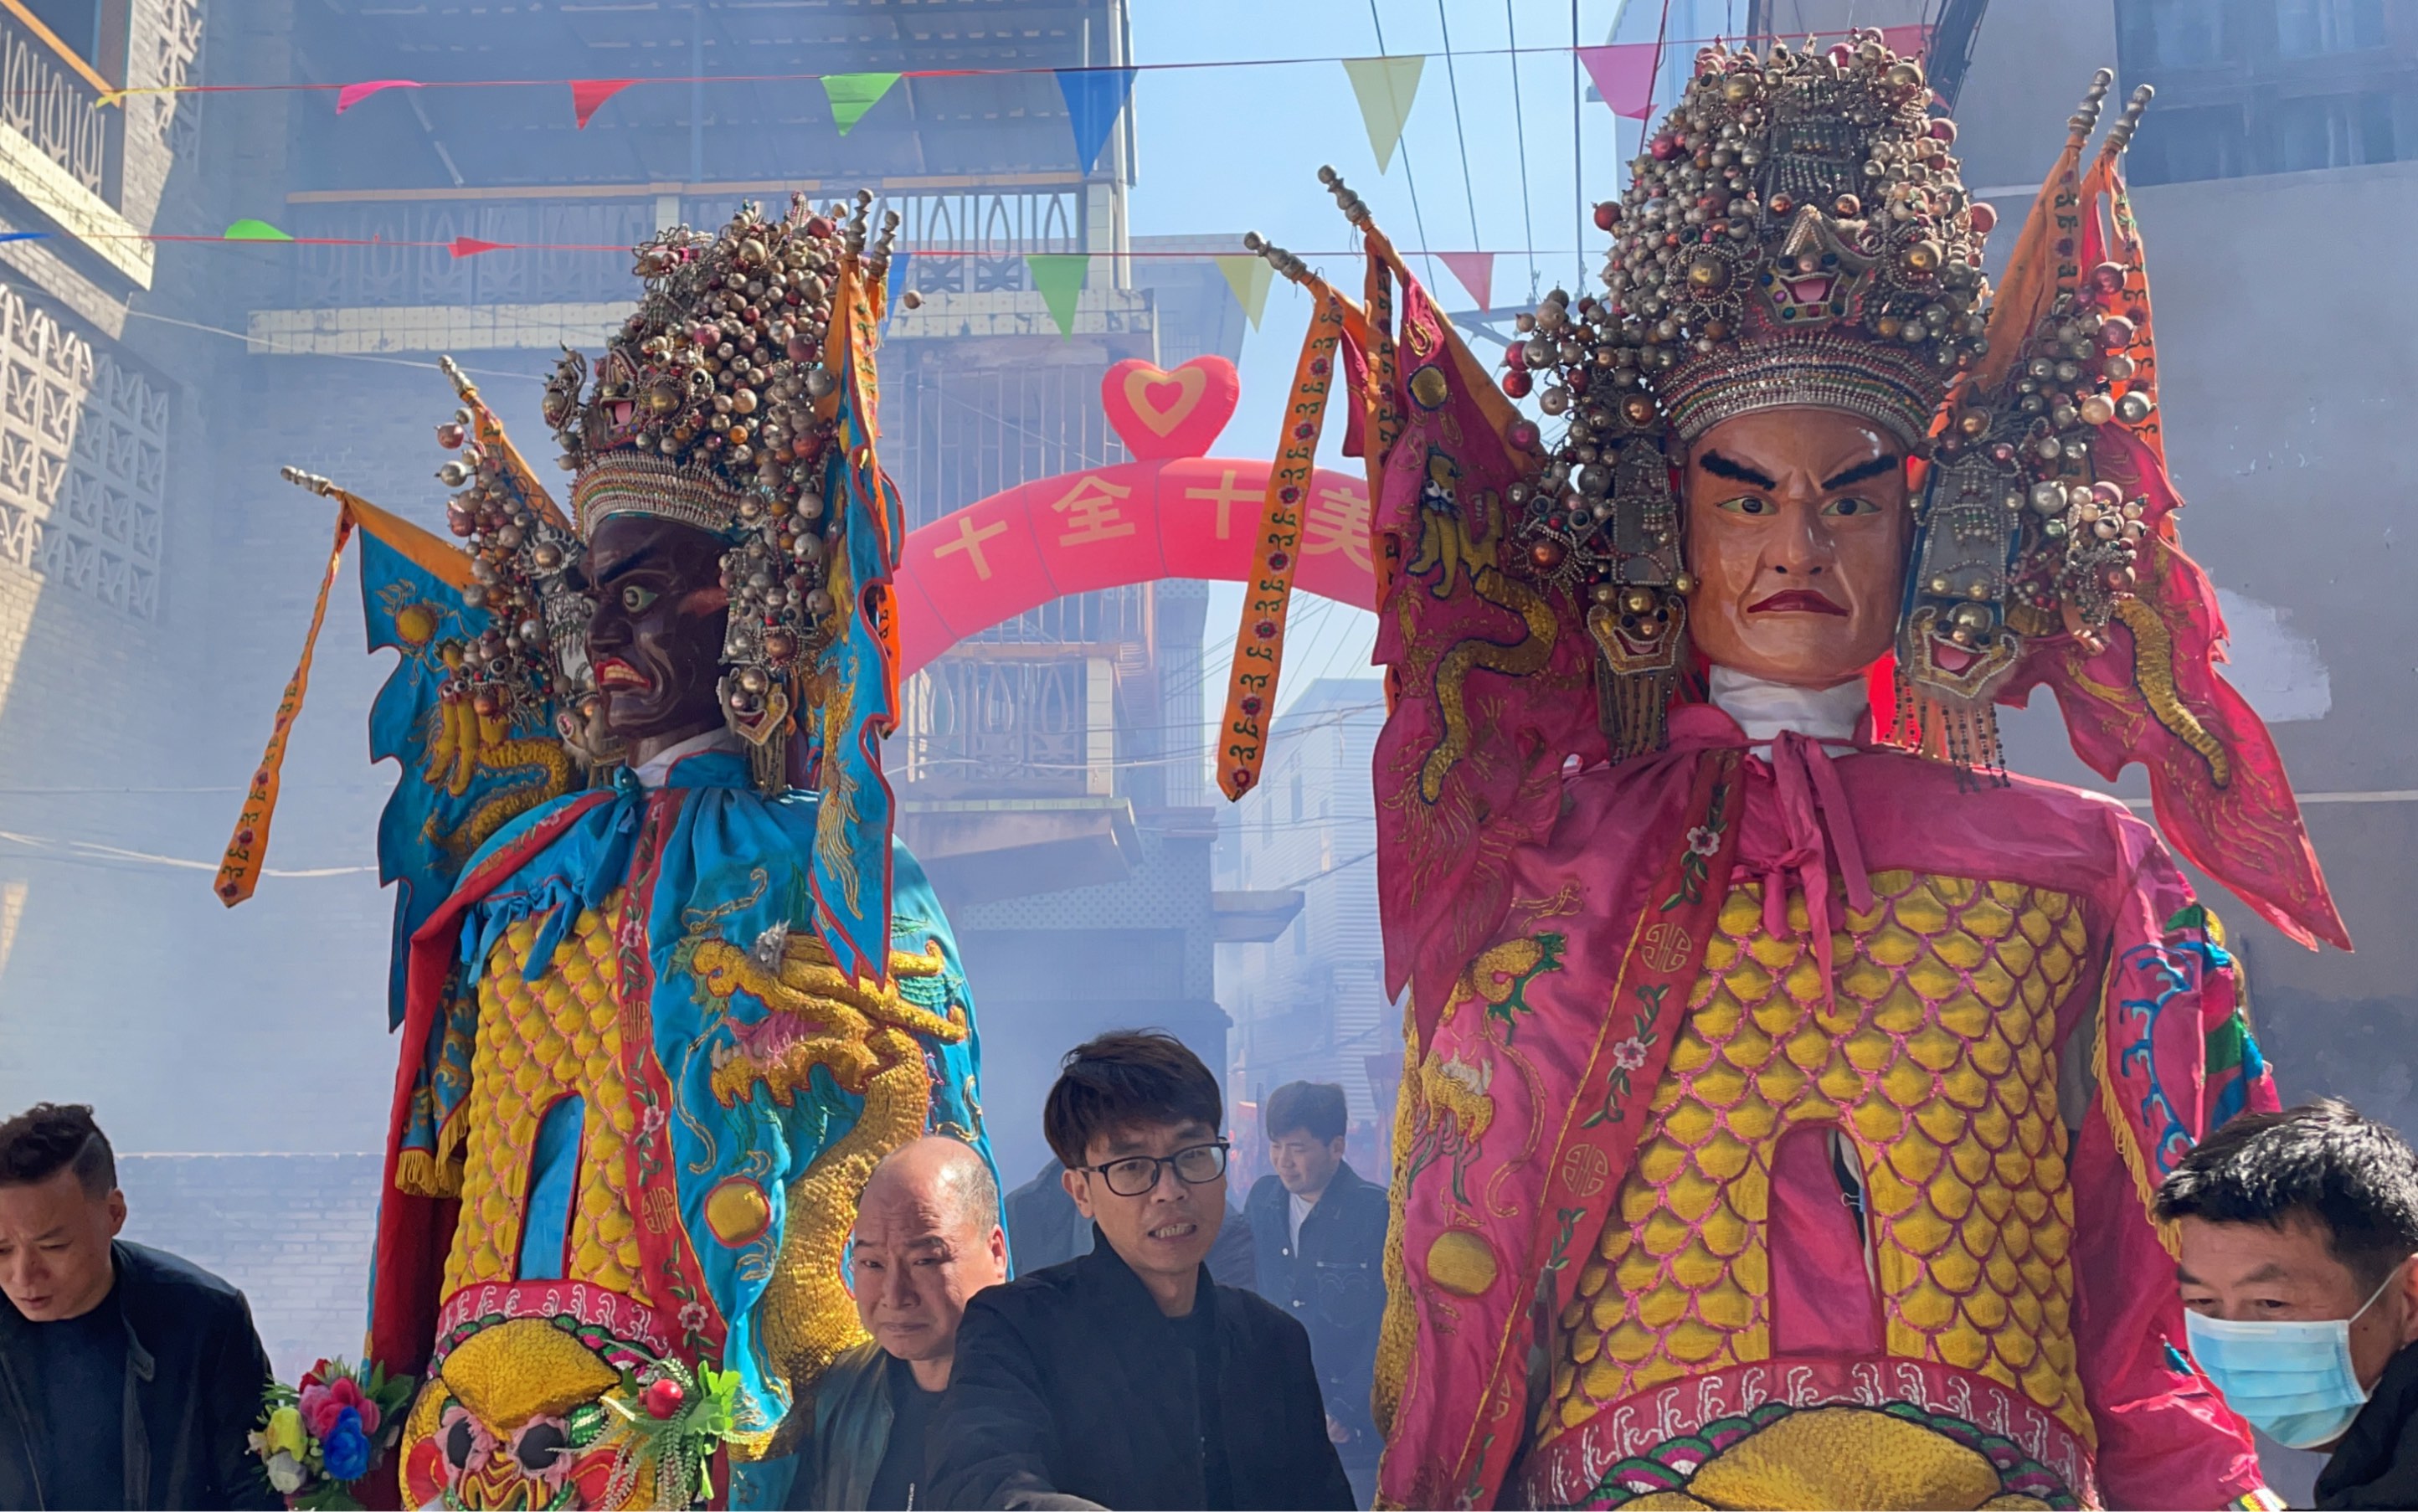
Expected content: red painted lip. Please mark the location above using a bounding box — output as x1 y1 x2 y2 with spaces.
1747 589 1849 617
594 657 652 691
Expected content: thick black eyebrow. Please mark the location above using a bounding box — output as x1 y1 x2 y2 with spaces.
589 542 671 587
1822 455 1905 491
1697 450 1778 489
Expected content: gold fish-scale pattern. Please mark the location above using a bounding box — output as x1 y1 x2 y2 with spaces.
1545 871 2091 1447
440 895 649 1300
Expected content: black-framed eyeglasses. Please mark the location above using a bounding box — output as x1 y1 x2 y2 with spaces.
1084 1140 1231 1198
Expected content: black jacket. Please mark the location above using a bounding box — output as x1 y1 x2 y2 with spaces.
1005 1162 1260 1291
1244 1164 1389 1458
784 1340 894 1510
928 1227 1354 1510
2317 1340 2418 1509
0 1240 278 1510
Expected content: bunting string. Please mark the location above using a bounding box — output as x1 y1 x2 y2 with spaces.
62 28 1932 110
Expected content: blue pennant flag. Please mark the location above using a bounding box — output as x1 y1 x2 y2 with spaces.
1056 66 1136 176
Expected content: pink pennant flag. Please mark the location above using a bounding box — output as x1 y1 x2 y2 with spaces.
572 79 635 130
1577 43 1659 120
1438 251 1495 310
1880 23 1931 56
335 80 420 115
450 238 507 258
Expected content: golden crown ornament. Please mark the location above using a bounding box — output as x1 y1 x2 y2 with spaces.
1500 32 2165 774
436 192 903 787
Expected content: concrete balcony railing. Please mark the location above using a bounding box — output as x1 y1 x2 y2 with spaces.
0 3 116 198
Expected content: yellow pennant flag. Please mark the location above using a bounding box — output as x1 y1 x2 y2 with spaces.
1214 254 1274 330
1340 55 1425 173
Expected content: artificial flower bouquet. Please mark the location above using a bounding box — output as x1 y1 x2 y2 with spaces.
250 1357 416 1509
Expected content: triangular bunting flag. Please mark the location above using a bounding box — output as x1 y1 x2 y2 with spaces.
336 80 421 114
1056 67 1137 175
1438 251 1494 310
1577 44 1659 120
450 238 507 258
885 254 909 322
572 79 634 129
224 219 294 241
1340 55 1424 172
1214 254 1274 330
1026 253 1089 337
824 72 902 136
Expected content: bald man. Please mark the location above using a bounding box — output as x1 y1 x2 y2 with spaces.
785 1137 1008 1510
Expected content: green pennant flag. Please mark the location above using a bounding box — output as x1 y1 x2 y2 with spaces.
1026 253 1089 337
822 72 901 136
224 219 294 241
1340 55 1425 172
1214 254 1275 330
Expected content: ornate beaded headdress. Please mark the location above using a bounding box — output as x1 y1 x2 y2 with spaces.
1500 33 2164 772
445 193 902 786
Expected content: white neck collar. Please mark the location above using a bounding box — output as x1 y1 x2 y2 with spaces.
631 726 743 788
1707 665 1869 744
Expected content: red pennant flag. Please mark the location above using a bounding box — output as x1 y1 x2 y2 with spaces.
571 79 635 129
336 80 420 115
1577 43 1659 120
1438 251 1494 310
450 238 507 258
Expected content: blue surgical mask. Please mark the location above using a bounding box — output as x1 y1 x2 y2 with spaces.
2184 1261 2408 1450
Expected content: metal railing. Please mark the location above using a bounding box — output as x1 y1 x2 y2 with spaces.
281 201 657 309
898 657 1092 791
275 184 1088 310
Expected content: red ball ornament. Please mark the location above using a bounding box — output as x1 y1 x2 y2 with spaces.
1593 201 1620 232
1500 368 1533 399
643 1378 686 1421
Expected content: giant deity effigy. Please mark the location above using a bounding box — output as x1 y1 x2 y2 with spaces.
224 195 987 1508
1222 37 2348 1511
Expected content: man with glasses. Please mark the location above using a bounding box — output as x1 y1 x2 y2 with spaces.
929 1031 1353 1510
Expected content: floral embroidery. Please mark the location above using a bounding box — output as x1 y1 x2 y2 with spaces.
1582 986 1667 1129
1662 779 1732 911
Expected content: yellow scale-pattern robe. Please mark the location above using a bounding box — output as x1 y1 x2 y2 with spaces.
441 895 651 1299
1546 869 2094 1448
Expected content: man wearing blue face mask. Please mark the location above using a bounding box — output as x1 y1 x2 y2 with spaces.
2157 1100 2418 1509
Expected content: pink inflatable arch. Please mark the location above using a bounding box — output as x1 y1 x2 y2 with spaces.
893 356 1377 679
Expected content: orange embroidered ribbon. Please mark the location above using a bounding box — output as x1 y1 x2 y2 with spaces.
1215 282 1348 800
215 505 354 907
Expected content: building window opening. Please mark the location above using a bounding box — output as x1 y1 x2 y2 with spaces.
19 0 121 84
2277 0 2387 58
2117 0 2231 71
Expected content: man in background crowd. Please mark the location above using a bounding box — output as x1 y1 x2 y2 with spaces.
1245 1081 1388 1507
785 1136 1007 1510
0 1102 279 1509
931 1031 1352 1510
2158 1099 2418 1508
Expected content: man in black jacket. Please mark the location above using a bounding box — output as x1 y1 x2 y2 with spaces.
0 1102 278 1510
2157 1100 2418 1509
929 1031 1352 1511
1245 1082 1389 1507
